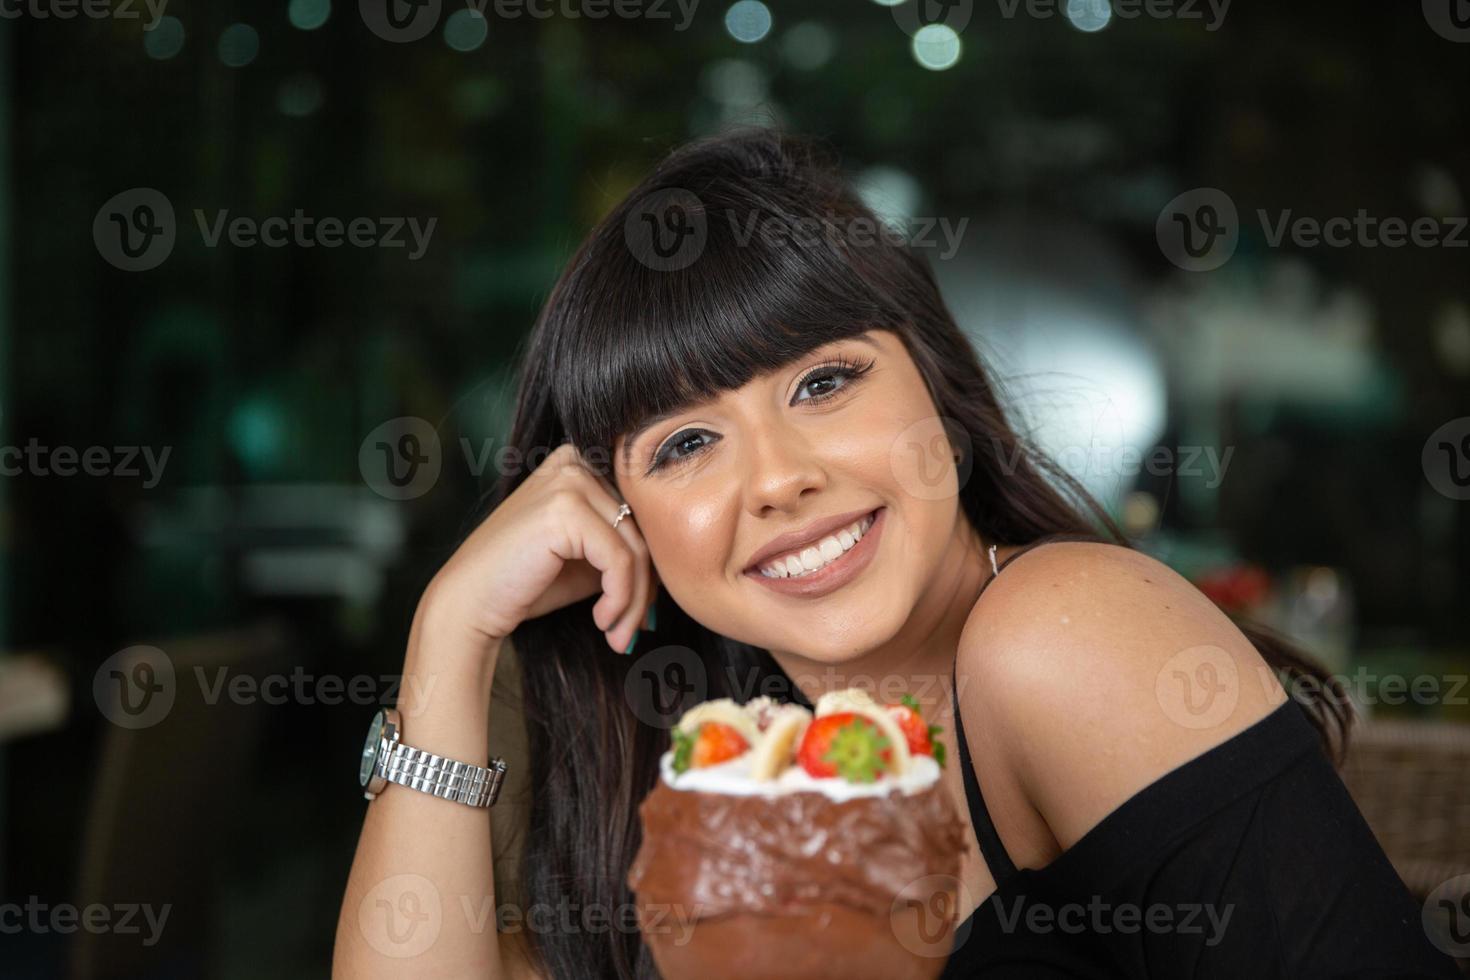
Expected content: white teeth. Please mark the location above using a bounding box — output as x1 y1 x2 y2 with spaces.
757 511 878 579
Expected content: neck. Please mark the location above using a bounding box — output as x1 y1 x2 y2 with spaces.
768 513 992 716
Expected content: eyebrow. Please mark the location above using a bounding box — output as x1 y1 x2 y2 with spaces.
618 333 882 471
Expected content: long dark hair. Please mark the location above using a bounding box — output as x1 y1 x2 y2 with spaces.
483 128 1350 979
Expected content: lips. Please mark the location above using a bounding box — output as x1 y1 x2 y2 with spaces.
742 507 886 600
743 507 881 573
754 512 876 579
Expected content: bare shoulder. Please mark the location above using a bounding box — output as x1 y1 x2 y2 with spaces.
955 541 1288 848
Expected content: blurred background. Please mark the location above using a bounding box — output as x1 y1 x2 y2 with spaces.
1 0 1468 975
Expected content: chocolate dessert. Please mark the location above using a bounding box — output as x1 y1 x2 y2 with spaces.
628 689 968 979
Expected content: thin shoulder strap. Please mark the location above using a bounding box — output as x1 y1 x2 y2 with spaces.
950 532 1104 888
951 657 1018 887
989 532 1102 582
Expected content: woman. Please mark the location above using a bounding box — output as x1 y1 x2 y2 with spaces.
334 129 1459 978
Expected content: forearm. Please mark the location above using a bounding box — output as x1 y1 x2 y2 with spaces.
333 594 507 979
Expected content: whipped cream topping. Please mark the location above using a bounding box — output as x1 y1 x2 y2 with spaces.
660 748 942 801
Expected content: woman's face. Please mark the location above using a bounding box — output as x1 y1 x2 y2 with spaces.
613 328 967 663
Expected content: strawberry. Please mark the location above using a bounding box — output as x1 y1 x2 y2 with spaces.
796 712 893 782
671 722 749 773
888 695 946 768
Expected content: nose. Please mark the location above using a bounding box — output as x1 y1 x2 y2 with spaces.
740 419 828 517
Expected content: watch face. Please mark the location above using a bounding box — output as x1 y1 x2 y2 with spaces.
360 709 386 787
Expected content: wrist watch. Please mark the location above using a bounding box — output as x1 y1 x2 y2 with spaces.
359 707 507 808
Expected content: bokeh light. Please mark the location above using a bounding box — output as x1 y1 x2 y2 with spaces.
143 16 185 60
288 0 332 31
1065 0 1112 32
781 22 835 70
218 24 260 68
444 9 489 52
278 74 325 118
911 24 961 70
725 1 773 44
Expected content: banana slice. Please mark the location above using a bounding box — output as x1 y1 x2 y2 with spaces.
748 705 813 781
674 698 760 746
814 687 881 717
814 688 911 776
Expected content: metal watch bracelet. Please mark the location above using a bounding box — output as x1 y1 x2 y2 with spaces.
362 707 507 808
378 741 507 808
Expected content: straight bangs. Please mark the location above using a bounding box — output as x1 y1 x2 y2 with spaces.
543 138 917 464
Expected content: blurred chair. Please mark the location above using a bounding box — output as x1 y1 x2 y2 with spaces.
0 650 69 884
0 651 69 743
1341 717 1470 973
67 622 288 980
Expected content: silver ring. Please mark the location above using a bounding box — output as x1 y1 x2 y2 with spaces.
611 502 632 529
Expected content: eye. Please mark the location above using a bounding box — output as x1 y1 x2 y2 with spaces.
792 355 875 405
649 428 720 473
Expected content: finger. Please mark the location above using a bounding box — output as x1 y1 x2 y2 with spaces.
544 489 639 650
549 449 654 652
592 500 652 652
605 524 651 652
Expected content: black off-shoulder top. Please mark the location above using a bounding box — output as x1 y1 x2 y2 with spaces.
939 538 1460 979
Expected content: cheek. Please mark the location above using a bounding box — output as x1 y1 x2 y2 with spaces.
640 495 732 580
882 414 963 504
815 412 910 488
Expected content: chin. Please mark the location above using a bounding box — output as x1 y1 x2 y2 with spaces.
775 617 904 669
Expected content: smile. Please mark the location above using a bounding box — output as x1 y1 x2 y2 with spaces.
743 507 886 599
757 511 876 578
